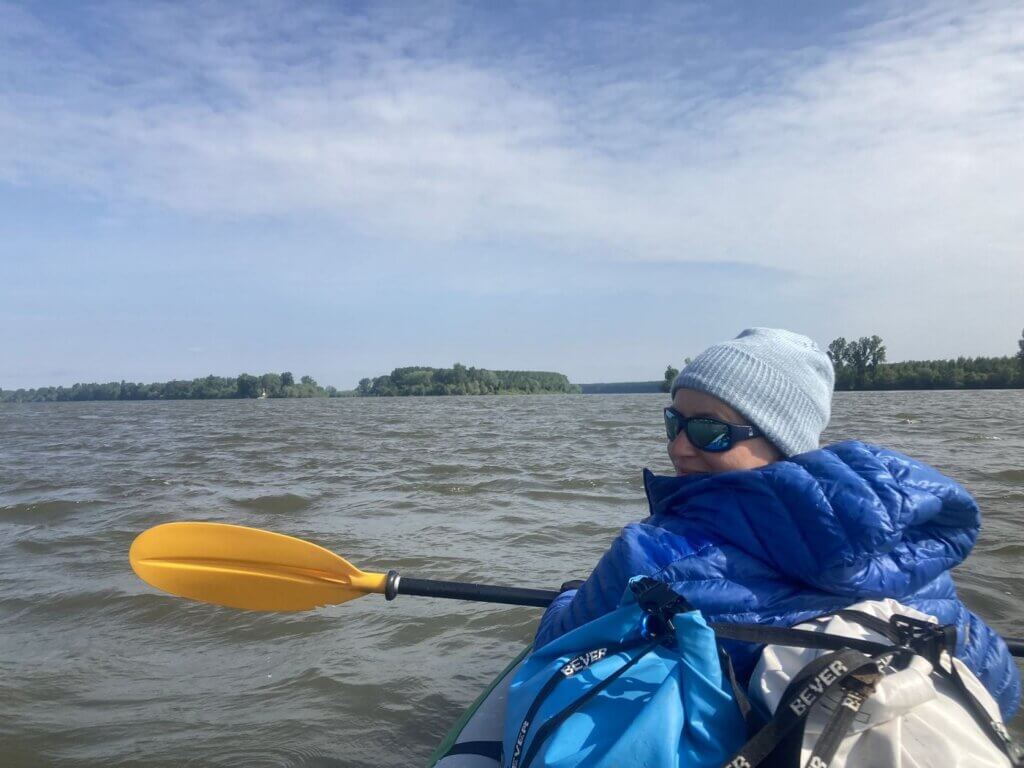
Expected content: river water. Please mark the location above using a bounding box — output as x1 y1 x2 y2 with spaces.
2 391 1023 766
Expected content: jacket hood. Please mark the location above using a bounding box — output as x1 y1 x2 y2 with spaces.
642 440 980 598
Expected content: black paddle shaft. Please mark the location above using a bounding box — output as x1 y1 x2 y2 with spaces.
387 572 558 608
383 571 1024 656
1006 639 1024 658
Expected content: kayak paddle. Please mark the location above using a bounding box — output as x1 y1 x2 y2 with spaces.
129 522 1024 659
129 521 558 611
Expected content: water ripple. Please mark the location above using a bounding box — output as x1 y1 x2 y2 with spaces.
1 391 1022 765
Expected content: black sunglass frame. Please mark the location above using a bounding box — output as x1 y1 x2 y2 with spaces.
663 407 762 452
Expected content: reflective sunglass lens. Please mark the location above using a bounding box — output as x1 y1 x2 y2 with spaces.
664 410 679 441
687 419 731 451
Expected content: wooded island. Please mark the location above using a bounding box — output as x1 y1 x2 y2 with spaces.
1 365 579 402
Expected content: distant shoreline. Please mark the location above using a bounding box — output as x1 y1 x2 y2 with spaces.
578 381 663 394
4 357 1022 403
5 386 1024 404
1 365 580 403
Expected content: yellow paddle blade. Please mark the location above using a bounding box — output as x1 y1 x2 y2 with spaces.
129 522 388 611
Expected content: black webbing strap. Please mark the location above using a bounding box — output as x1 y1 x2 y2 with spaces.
442 740 503 761
718 643 764 737
505 637 648 768
834 609 900 642
509 579 692 768
845 610 1021 762
710 622 892 656
937 654 1024 764
716 611 1024 766
717 649 878 768
801 673 880 768
515 638 661 768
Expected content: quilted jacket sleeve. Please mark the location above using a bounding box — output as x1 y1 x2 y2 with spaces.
961 607 1021 720
534 525 662 649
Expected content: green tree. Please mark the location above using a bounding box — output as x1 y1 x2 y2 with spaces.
867 335 887 372
826 338 848 368
281 371 294 387
370 374 397 396
163 379 192 399
260 373 282 398
845 337 872 388
827 338 852 388
236 373 260 398
661 365 679 393
1017 328 1024 374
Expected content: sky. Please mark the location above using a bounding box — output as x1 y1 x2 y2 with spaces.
1 0 1022 389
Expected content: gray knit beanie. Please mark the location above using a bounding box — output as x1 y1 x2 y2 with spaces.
670 328 834 457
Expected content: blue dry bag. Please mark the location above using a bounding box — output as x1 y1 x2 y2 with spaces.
502 577 744 768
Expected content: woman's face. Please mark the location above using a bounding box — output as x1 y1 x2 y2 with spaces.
668 388 782 476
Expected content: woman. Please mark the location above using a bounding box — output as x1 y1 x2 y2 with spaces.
535 328 1020 719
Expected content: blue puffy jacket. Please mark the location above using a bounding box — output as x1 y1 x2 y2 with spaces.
536 441 1021 720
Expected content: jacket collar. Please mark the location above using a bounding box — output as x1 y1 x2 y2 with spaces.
641 441 980 594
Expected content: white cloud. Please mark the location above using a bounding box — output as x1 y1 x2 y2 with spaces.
1 0 1022 356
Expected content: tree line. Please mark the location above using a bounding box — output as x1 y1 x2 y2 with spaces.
357 364 579 396
9 332 1022 402
0 372 342 403
1 365 581 402
827 332 1024 390
660 330 1024 392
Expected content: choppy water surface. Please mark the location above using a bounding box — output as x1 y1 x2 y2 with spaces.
2 391 1023 766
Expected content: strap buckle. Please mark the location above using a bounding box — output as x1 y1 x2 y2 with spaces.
630 577 690 640
850 662 885 690
890 614 956 666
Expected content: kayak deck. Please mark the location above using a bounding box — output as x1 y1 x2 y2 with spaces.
427 646 531 767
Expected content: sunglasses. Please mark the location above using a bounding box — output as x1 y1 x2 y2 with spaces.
663 407 762 452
